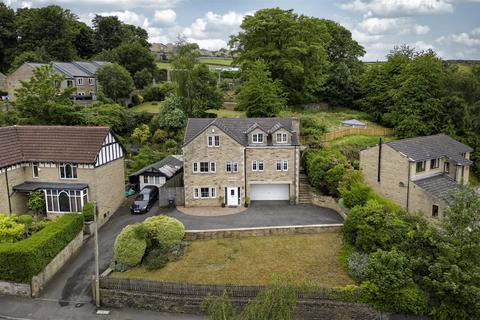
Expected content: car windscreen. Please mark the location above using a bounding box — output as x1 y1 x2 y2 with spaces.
135 194 149 201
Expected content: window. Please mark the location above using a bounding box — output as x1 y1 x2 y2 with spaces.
252 133 264 143
143 176 148 183
276 133 288 143
194 187 216 199
432 205 439 217
226 161 232 173
45 189 88 213
193 162 215 173
207 135 220 147
444 162 450 173
66 80 74 87
88 78 95 85
258 161 264 171
76 78 83 85
416 161 426 173
59 163 77 179
276 160 288 171
32 163 39 178
233 162 238 173
430 158 440 169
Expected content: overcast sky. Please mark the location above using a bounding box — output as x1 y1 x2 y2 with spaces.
4 0 480 61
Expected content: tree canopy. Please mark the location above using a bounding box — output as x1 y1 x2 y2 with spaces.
96 63 134 102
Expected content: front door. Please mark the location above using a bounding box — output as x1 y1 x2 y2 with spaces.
227 187 238 206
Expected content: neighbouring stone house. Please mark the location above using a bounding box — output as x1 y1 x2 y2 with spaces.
182 118 300 207
360 134 472 219
0 125 125 225
129 155 183 191
5 61 110 103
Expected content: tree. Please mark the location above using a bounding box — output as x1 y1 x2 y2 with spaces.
171 41 223 117
131 124 151 144
15 6 78 61
92 15 124 52
0 3 16 73
73 21 96 58
80 103 132 134
134 68 153 89
112 42 156 76
230 8 331 104
96 64 134 102
8 50 47 73
156 96 187 133
15 65 80 125
27 191 46 218
237 60 286 117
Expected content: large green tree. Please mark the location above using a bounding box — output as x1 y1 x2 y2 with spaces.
230 8 331 105
111 42 156 76
0 3 17 73
237 60 286 117
14 65 80 125
96 63 134 102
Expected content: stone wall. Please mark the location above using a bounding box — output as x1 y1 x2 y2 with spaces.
185 224 342 240
310 194 346 220
99 288 377 320
0 230 83 297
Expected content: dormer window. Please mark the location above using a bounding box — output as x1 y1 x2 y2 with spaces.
252 133 264 143
430 158 440 169
276 133 288 143
59 163 78 179
208 135 220 147
416 161 426 173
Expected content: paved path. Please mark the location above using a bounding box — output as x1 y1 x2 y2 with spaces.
165 201 343 230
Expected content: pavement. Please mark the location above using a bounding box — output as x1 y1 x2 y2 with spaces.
0 200 342 319
165 200 343 230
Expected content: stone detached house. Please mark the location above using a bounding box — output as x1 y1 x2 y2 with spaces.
0 125 125 224
182 118 300 207
5 61 110 103
360 134 472 218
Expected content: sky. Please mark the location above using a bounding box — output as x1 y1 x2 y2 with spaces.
4 0 480 61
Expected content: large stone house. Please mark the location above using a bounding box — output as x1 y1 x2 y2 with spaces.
5 61 110 103
0 125 125 225
360 134 472 218
183 118 300 207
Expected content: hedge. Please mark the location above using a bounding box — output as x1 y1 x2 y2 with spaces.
0 214 84 283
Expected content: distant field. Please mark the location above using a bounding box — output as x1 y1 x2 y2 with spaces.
157 57 234 70
130 101 162 113
207 108 245 118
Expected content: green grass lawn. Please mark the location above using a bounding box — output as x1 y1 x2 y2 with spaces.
207 108 246 118
111 233 353 287
329 135 395 148
199 57 233 66
130 101 162 113
279 107 386 132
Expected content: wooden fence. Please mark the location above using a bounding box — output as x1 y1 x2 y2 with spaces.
99 277 341 300
300 127 393 145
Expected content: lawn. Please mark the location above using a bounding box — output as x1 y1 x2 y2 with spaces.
111 233 353 287
207 108 246 118
329 135 395 148
130 101 162 113
279 107 386 132
157 57 234 70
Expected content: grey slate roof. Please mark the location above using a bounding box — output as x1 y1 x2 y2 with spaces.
386 134 472 164
13 182 89 192
25 61 110 78
342 119 366 126
413 174 460 204
129 155 183 178
184 118 299 146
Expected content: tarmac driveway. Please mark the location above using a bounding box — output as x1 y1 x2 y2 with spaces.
164 200 343 230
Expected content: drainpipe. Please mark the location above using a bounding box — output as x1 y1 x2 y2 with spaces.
4 168 12 214
294 145 297 204
244 147 247 204
406 161 411 212
377 138 382 182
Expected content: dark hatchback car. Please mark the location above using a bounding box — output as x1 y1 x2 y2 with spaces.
131 186 159 214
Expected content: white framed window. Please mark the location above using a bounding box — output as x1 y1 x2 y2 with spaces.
200 162 209 172
258 161 264 171
210 162 216 173
226 161 232 173
233 162 238 173
88 78 95 85
193 188 199 199
276 133 288 143
66 80 74 87
211 187 216 198
252 160 257 171
252 133 264 143
276 160 288 171
143 176 148 183
207 135 220 147
193 162 199 173
45 189 88 213
430 158 440 169
194 187 216 199
193 162 216 173
76 78 83 85
226 161 238 173
32 162 39 178
276 160 282 171
59 163 78 179
283 160 288 171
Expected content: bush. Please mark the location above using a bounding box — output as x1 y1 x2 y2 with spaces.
164 139 178 149
347 251 369 281
305 148 348 194
27 191 46 217
82 203 95 222
143 82 175 102
17 214 33 227
113 224 147 270
300 115 327 141
0 214 25 243
342 183 371 208
143 215 185 251
0 214 83 282
152 129 168 143
143 248 168 271
131 94 144 106
325 164 345 197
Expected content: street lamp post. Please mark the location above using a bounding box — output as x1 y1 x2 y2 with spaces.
93 201 100 308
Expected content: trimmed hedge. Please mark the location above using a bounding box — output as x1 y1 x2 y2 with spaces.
0 214 84 283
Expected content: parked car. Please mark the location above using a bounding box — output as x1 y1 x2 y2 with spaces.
130 186 158 214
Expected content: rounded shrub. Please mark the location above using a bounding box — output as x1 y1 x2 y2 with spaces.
18 214 33 226
342 183 371 208
82 202 95 222
143 215 185 250
113 224 147 270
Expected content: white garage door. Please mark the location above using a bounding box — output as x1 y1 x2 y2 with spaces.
250 184 289 201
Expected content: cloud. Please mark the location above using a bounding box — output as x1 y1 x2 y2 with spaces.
94 10 148 27
186 38 228 51
358 17 430 35
36 0 180 9
436 27 480 46
154 9 176 26
340 0 454 17
183 11 250 40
